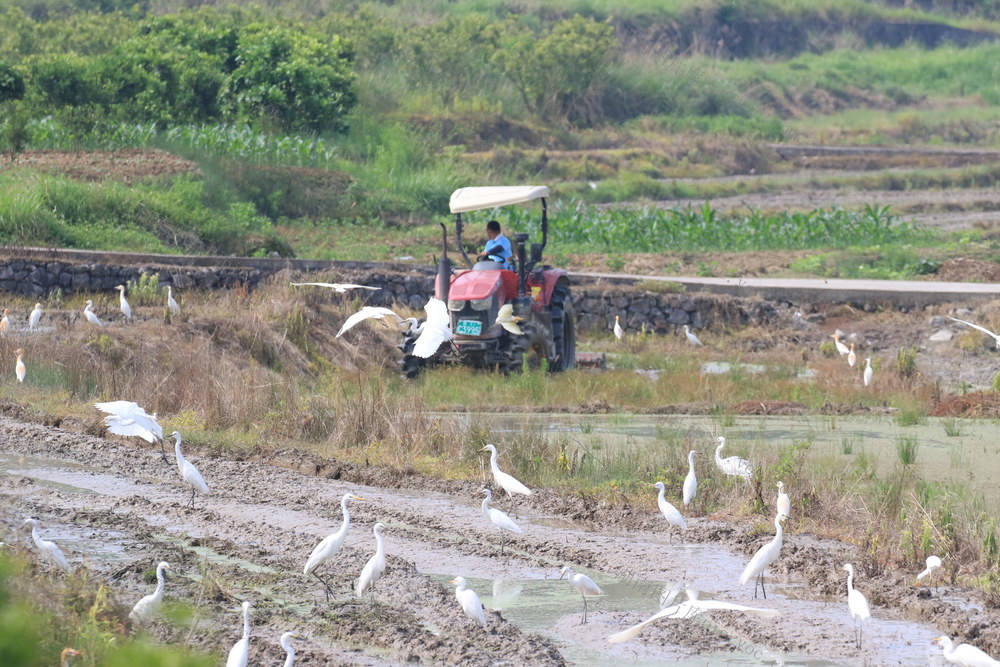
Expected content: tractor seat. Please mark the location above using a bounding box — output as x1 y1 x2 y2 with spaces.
472 260 506 271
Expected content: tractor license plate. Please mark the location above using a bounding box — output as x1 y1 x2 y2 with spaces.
456 319 483 336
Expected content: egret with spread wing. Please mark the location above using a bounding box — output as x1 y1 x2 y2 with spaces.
290 282 380 293
496 303 523 335
715 437 753 479
412 298 452 358
337 306 405 338
96 400 166 461
948 316 1000 349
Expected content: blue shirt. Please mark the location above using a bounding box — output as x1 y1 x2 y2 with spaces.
483 233 512 263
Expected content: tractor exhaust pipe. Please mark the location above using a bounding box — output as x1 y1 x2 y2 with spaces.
436 222 451 301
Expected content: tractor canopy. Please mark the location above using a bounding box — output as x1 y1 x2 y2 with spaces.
449 186 550 213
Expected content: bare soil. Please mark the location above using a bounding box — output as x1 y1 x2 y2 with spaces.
3 415 1000 665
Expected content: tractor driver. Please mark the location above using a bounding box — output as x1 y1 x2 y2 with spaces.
477 220 512 265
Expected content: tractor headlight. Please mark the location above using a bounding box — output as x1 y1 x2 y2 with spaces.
447 299 466 311
470 297 492 311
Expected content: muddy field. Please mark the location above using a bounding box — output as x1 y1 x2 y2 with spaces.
2 415 999 665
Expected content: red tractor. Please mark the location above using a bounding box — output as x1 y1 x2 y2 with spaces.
400 186 576 377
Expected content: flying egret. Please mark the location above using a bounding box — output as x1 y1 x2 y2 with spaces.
95 400 166 460
280 632 302 667
843 563 870 649
481 444 531 516
560 566 604 624
608 589 780 643
412 297 452 359
653 481 687 542
776 481 791 519
22 518 71 572
290 282 380 293
832 333 850 356
115 285 132 322
129 561 171 623
948 316 1000 349
60 649 83 667
172 431 209 508
496 303 523 336
29 303 42 330
337 306 405 338
917 555 943 584
847 343 857 367
14 347 25 383
933 636 1000 666
715 437 753 479
356 522 387 601
450 576 486 627
481 488 522 555
683 450 698 507
683 324 703 346
863 358 873 387
0 308 9 335
303 493 364 601
84 300 103 327
166 286 180 315
739 513 787 599
613 315 623 341
226 601 251 667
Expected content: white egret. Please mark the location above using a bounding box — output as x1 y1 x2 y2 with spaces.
917 555 943 584
450 576 486 627
356 522 387 600
496 303 523 336
22 518 72 572
115 285 132 322
715 437 753 479
948 316 1000 349
559 566 603 624
84 300 103 327
832 333 850 356
738 513 787 599
776 481 791 519
280 632 302 667
683 324 703 346
613 315 623 341
303 493 364 601
934 636 1000 666
290 282 380 293
60 648 82 667
337 306 405 338
95 400 166 460
172 431 209 508
843 563 871 649
412 297 452 358
481 488 522 555
481 444 531 515
226 601 251 667
847 343 857 367
129 561 171 623
29 303 42 330
0 308 8 335
863 358 873 387
683 450 698 507
166 286 180 315
608 590 780 644
653 481 687 542
14 347 25 383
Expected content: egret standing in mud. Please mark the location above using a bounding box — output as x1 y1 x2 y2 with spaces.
29 302 42 330
84 300 103 327
776 482 791 519
14 347 25 383
481 488 522 555
683 324 703 346
653 481 687 542
129 561 171 623
613 315 623 342
356 522 387 602
172 431 210 508
115 284 132 323
22 518 71 572
683 450 698 508
843 563 871 649
166 286 180 316
226 601 251 667
450 576 486 627
847 343 857 368
738 513 787 599
560 566 603 624
0 308 9 335
917 555 943 585
863 358 873 387
715 437 753 479
280 632 302 667
832 333 850 356
303 493 364 601
933 636 1000 666
481 444 531 516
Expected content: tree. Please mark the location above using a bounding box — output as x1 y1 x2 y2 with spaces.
0 61 24 103
403 15 494 107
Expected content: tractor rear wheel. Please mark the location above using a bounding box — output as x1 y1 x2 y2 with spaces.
550 284 576 371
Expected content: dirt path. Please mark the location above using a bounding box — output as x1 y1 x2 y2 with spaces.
3 416 997 665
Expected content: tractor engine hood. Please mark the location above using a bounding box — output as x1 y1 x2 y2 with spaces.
449 271 503 301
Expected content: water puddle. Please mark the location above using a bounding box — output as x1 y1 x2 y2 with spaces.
0 452 101 495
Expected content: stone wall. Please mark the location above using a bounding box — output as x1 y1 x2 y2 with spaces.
0 255 777 332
